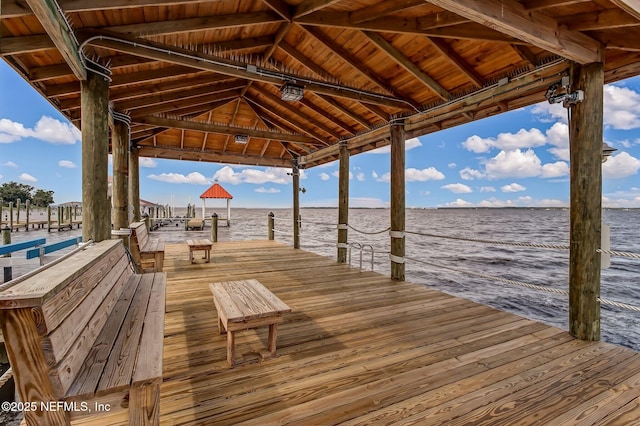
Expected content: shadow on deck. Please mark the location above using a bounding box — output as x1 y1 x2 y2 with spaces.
76 240 640 425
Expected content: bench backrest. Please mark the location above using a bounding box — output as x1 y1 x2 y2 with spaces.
0 240 133 397
129 221 148 265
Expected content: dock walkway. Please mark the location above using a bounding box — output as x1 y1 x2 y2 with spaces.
74 240 640 425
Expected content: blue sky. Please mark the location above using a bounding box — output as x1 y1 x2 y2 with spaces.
2 59 640 209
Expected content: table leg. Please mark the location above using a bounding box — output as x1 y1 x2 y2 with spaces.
189 249 193 264
227 330 235 367
268 323 277 357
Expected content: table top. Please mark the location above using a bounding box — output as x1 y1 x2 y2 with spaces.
186 239 212 247
209 279 291 323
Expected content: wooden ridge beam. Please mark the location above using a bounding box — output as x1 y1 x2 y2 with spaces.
136 145 294 167
363 31 450 101
24 0 86 80
135 116 322 146
428 0 603 63
261 0 292 21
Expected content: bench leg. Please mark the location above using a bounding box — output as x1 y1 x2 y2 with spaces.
130 380 160 426
227 330 235 366
189 250 194 264
268 324 278 357
154 252 164 271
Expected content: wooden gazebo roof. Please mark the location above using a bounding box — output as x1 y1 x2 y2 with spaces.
3 1 640 169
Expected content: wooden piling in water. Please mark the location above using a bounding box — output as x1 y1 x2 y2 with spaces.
338 142 349 263
390 120 405 281
569 61 604 341
293 161 300 249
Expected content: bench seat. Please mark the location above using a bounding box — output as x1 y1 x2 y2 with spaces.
0 240 166 425
130 221 165 272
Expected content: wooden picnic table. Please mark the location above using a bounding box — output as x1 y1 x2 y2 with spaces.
209 279 291 366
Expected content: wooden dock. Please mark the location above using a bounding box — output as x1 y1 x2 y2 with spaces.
73 240 640 425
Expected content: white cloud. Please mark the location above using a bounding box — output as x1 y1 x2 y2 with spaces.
541 161 569 178
148 172 210 184
546 122 570 161
2 161 18 168
367 137 422 154
331 170 353 179
603 188 640 207
255 187 280 193
319 172 330 181
531 102 566 123
602 152 640 178
375 172 390 183
476 198 516 208
486 149 542 179
1 116 81 144
448 163 457 168
19 173 37 183
214 165 303 185
406 167 445 182
356 172 365 181
501 183 526 193
139 157 158 168
442 183 472 193
460 167 485 180
462 128 546 153
58 160 77 169
480 186 496 192
444 198 474 207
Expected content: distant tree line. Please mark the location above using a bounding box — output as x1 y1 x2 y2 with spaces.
0 181 55 207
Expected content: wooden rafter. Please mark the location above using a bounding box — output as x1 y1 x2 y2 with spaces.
427 37 485 87
83 31 412 110
350 0 425 24
128 90 242 119
428 0 603 63
136 116 322 146
363 31 450 101
22 0 86 79
559 9 640 31
261 0 292 21
293 0 342 19
610 0 640 21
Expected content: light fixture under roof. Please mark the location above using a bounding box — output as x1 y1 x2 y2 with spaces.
280 82 304 101
234 134 248 144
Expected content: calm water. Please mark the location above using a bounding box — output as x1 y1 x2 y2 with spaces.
5 208 640 351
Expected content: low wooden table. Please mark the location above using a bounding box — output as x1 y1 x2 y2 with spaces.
187 238 212 263
209 279 291 366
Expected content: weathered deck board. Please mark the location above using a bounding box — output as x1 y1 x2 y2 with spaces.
72 240 640 425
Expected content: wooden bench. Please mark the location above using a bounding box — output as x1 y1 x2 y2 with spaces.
0 239 166 425
129 221 165 272
187 239 212 264
209 279 291 366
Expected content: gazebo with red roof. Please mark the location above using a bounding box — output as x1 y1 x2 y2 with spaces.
200 180 233 226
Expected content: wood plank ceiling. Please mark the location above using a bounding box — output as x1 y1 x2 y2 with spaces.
2 0 640 168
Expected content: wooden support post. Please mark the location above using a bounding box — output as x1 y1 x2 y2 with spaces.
268 212 275 240
292 160 300 249
16 200 21 231
47 205 51 232
9 203 13 230
337 142 349 263
25 200 30 229
82 69 111 243
2 225 11 282
569 62 604 341
390 120 406 281
129 145 141 222
211 213 218 243
112 116 130 232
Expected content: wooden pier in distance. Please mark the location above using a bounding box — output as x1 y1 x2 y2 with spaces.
70 240 640 425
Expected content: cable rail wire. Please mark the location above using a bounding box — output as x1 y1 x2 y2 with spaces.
348 224 391 235
272 229 294 237
405 255 640 313
405 230 570 250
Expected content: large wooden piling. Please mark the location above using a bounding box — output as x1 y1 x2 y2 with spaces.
111 116 129 231
81 70 111 243
129 145 141 222
337 142 349 263
390 120 405 281
292 160 300 249
569 62 604 341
